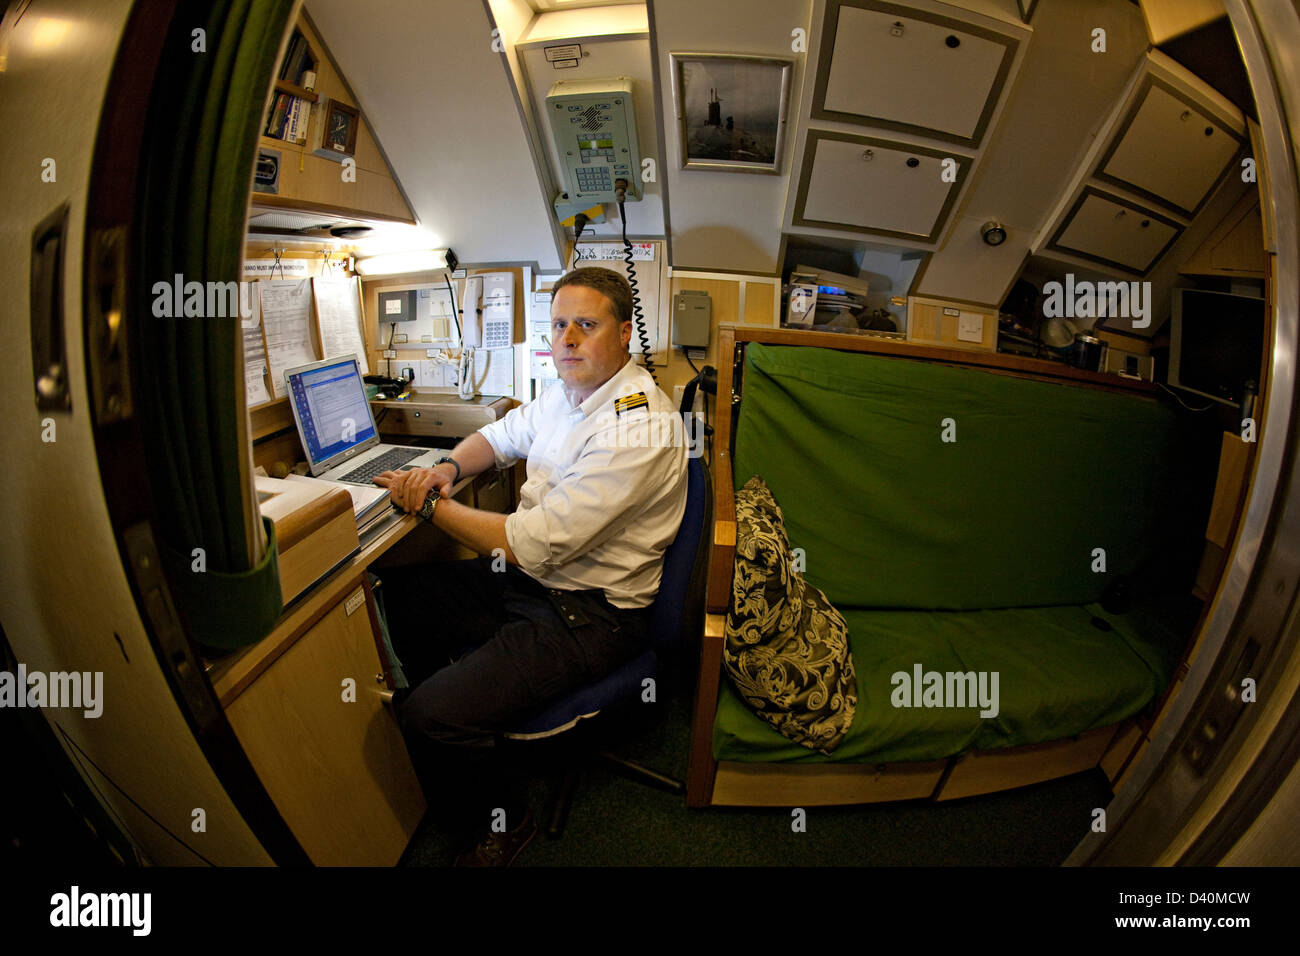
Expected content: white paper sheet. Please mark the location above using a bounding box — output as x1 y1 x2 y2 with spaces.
470 347 515 397
241 310 271 406
284 472 390 522
258 279 318 398
313 277 369 372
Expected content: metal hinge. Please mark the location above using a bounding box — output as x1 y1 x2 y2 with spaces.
86 226 133 425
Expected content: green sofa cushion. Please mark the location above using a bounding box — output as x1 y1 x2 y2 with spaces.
732 344 1186 610
713 602 1179 764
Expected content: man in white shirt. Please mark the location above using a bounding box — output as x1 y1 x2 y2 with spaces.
374 267 688 866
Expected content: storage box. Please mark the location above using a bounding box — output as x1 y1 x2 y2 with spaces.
256 476 359 604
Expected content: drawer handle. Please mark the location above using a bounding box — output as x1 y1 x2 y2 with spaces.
945 34 960 48
1181 109 1191 121
862 149 874 161
906 157 919 168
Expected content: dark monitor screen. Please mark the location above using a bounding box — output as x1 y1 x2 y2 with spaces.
1170 289 1264 405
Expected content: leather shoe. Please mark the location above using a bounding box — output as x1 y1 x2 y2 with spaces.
453 810 537 867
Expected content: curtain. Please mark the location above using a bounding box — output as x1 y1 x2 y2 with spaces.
133 0 296 648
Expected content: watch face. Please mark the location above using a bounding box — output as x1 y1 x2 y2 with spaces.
419 492 436 521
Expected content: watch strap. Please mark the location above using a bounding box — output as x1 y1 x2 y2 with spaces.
435 456 461 483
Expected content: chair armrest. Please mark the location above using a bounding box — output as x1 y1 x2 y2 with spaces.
705 449 735 614
686 612 726 806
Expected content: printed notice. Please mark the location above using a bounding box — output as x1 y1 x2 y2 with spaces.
574 242 654 262
258 279 318 399
242 310 271 406
471 347 515 397
313 277 369 373
243 257 311 278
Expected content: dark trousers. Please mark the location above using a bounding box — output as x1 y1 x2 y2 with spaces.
378 557 649 841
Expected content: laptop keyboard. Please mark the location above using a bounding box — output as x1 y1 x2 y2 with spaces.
337 447 426 484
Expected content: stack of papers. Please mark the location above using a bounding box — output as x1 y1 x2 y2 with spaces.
284 473 393 530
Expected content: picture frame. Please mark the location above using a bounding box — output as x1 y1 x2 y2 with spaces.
320 99 360 158
670 52 792 175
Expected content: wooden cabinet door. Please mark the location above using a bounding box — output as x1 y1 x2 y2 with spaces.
1097 78 1243 217
813 1 1018 147
1049 189 1182 275
795 132 964 241
226 581 426 865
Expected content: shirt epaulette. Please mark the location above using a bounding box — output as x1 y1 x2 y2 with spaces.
614 392 649 417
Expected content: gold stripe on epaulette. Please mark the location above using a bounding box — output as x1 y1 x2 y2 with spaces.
615 391 649 416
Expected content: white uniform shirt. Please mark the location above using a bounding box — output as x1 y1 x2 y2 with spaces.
478 358 688 608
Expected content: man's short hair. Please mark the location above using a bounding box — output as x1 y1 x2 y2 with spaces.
552 267 633 328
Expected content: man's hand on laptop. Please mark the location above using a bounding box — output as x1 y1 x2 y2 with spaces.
374 464 454 514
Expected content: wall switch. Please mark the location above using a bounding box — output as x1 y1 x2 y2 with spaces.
957 312 984 343
382 349 397 358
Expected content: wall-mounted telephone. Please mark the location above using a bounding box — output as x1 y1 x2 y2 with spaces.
459 272 513 350
546 77 641 206
457 272 514 400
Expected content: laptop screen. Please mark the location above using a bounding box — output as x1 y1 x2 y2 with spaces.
285 356 378 473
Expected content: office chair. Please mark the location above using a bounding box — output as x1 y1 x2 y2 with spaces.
502 454 711 837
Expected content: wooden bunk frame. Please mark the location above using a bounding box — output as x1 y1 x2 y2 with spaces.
685 326 1159 808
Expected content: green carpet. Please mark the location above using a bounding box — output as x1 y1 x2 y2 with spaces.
398 690 1113 867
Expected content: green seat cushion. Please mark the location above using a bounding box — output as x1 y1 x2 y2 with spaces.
713 603 1177 764
732 344 1187 610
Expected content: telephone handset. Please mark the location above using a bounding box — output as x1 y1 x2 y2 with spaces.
458 273 512 350
461 275 483 348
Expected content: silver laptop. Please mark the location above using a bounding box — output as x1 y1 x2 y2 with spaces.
284 355 440 491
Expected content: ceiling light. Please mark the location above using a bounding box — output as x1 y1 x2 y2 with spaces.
354 249 451 276
981 221 1007 246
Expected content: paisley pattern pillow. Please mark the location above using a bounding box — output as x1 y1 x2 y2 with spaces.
724 476 857 754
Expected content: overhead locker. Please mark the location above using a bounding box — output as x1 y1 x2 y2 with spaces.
811 0 1021 148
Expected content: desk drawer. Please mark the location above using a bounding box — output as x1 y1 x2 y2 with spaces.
473 469 511 514
376 404 498 438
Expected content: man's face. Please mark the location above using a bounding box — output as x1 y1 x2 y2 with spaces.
550 284 631 400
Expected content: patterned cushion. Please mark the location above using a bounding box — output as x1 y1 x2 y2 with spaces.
725 476 857 753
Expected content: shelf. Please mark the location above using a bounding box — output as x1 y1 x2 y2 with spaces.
250 396 295 442
273 79 318 102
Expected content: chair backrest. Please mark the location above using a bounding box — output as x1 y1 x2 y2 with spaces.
647 455 710 655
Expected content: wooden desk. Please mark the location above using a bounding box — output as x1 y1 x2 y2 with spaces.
207 473 488 866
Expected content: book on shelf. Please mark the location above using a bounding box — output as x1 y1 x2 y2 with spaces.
264 93 310 143
277 29 315 86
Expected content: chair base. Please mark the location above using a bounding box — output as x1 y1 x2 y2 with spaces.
543 752 684 839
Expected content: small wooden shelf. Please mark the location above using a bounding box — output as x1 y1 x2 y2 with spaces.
272 79 318 103
251 11 415 225
250 396 296 442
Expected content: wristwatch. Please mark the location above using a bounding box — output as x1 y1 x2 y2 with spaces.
418 490 439 523
434 456 461 483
